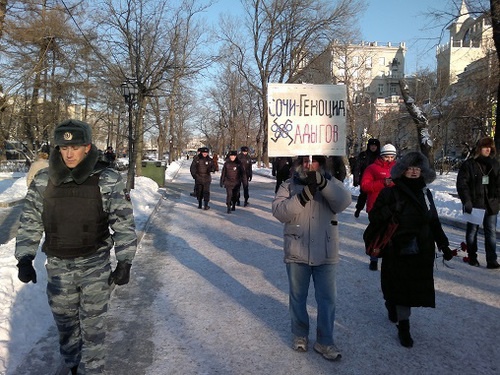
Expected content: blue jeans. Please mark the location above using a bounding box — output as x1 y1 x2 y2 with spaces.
286 263 337 346
466 213 498 263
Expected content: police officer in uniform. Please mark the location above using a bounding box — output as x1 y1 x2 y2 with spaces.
190 146 215 210
237 146 253 206
220 150 246 213
15 119 137 375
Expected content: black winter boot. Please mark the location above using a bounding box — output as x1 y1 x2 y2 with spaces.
244 199 249 207
397 320 413 348
227 205 231 213
198 200 202 209
70 365 78 375
203 201 210 210
231 202 236 211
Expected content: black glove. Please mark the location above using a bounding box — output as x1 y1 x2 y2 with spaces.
441 246 454 261
464 202 473 214
313 171 327 190
17 257 37 284
108 262 132 286
298 186 314 206
306 171 319 195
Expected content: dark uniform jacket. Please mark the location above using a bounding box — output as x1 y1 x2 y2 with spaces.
190 154 214 183
238 153 253 180
221 159 245 188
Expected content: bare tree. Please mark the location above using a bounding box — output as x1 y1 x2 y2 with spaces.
92 0 212 189
219 0 364 167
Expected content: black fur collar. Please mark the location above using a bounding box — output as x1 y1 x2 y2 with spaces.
49 144 99 186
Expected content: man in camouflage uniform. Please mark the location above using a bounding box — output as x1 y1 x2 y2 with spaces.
15 119 137 375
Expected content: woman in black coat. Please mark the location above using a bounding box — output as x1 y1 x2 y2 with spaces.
369 152 453 348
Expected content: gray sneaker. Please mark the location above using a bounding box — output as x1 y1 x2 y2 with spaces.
313 342 342 361
292 336 308 352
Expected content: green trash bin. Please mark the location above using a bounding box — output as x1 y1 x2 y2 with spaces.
141 161 166 187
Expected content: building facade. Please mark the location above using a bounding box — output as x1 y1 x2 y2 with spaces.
436 0 494 89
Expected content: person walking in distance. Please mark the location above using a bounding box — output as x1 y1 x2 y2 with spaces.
272 155 352 361
361 143 397 271
190 147 202 197
353 138 380 217
369 152 453 347
238 146 253 206
272 156 293 193
456 137 500 269
220 150 246 213
190 146 215 210
26 149 49 187
15 119 137 374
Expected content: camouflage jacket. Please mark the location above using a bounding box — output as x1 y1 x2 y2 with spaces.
15 145 137 263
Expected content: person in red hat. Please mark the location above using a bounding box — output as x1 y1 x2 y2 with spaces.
361 143 397 271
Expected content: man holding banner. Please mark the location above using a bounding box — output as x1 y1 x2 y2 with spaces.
269 83 351 360
272 155 351 360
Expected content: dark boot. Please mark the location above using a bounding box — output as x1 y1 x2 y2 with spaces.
244 199 249 207
198 200 202 209
231 202 236 211
468 254 480 267
203 201 210 210
397 320 413 348
236 200 241 206
227 205 231 213
70 365 78 375
385 302 397 323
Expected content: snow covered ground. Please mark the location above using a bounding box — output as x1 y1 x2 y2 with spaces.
0 160 498 375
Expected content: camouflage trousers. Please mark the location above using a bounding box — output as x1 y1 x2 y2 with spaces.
46 250 111 375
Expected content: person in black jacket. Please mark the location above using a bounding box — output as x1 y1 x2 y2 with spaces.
456 137 500 269
272 156 293 193
220 150 246 213
353 138 380 217
369 152 453 348
190 147 215 210
237 146 253 206
326 156 347 182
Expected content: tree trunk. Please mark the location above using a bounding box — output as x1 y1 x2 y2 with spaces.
491 0 500 154
399 80 432 161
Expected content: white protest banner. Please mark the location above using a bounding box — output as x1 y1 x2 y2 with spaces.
267 83 346 157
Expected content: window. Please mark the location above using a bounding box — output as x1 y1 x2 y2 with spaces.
378 84 384 95
379 57 385 66
352 56 359 67
365 57 372 68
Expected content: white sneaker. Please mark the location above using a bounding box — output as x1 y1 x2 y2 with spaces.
292 336 308 352
313 342 342 361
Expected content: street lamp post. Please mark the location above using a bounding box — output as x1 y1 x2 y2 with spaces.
121 79 138 191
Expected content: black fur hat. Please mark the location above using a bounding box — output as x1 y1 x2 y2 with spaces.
391 151 436 184
54 119 92 146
